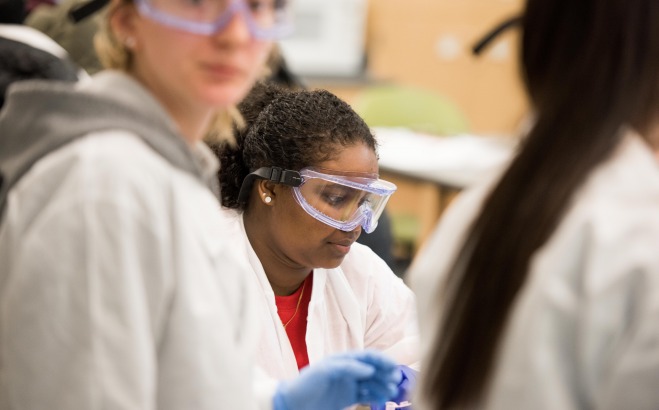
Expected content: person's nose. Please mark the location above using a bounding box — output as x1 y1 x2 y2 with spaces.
342 225 362 236
212 7 253 43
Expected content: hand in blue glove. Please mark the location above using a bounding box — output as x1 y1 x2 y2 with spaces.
371 365 418 410
273 350 401 410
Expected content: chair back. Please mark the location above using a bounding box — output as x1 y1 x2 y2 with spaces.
352 85 469 135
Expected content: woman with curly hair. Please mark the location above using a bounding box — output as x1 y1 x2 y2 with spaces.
212 82 420 409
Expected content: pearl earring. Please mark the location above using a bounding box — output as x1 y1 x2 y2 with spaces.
124 37 136 49
264 196 272 204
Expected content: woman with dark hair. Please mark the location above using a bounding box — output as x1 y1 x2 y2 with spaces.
212 82 419 409
408 0 659 409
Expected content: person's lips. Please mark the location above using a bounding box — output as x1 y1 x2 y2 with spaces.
328 238 356 255
201 62 243 80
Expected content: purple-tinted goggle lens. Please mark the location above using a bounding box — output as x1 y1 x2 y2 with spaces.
237 166 396 233
135 0 293 40
291 168 396 233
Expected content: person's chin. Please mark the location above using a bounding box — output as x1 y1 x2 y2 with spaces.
195 72 247 102
318 245 351 268
200 86 249 108
318 258 345 270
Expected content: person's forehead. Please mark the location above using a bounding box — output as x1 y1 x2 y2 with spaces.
310 143 378 176
310 166 379 180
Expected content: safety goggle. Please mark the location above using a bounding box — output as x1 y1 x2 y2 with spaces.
70 0 293 40
137 0 292 39
238 166 397 233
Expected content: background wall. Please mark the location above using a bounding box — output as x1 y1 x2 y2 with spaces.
367 0 527 135
293 0 528 136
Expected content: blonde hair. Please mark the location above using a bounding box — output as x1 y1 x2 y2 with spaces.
94 0 131 70
93 0 247 144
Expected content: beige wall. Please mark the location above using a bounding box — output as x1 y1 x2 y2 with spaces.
314 0 529 137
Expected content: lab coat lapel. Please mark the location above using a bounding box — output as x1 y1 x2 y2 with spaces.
238 215 299 379
306 267 365 363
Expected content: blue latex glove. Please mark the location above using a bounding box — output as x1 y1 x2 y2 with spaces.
273 350 401 410
371 365 418 410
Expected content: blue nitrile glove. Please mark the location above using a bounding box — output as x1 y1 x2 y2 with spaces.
272 350 400 410
371 365 418 410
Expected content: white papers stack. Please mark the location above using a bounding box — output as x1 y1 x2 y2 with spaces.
374 127 517 189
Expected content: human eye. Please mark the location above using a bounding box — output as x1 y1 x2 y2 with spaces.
321 191 347 208
179 0 206 8
247 0 275 13
175 0 215 11
358 195 372 207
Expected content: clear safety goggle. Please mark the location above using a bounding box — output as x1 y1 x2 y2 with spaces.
134 0 293 39
238 167 397 233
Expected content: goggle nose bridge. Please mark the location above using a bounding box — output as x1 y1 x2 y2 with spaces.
357 204 377 233
334 204 376 233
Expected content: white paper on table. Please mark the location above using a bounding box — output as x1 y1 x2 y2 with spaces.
373 127 518 189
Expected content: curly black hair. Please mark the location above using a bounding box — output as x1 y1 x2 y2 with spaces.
213 82 377 210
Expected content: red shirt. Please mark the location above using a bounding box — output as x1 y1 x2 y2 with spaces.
275 274 313 370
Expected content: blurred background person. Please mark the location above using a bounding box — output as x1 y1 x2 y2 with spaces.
0 0 402 408
25 0 104 74
408 0 659 409
1 0 83 107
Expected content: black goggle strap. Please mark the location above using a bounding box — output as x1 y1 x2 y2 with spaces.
471 15 521 56
68 0 109 23
237 166 302 204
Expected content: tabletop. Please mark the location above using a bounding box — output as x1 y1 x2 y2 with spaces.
374 127 518 189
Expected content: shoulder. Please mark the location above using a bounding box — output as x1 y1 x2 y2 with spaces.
341 242 395 278
49 130 179 186
565 135 659 257
12 130 196 224
530 136 659 302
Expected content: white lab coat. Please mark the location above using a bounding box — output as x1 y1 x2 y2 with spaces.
0 132 273 409
408 131 659 410
221 211 421 380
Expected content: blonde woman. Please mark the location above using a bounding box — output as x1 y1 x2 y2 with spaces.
0 1 401 409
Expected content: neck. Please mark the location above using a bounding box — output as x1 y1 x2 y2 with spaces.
130 69 215 145
168 106 215 145
244 212 310 296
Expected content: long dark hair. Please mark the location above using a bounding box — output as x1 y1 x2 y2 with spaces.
423 0 659 408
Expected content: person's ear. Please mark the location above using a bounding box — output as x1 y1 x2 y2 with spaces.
257 180 277 205
110 1 140 51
